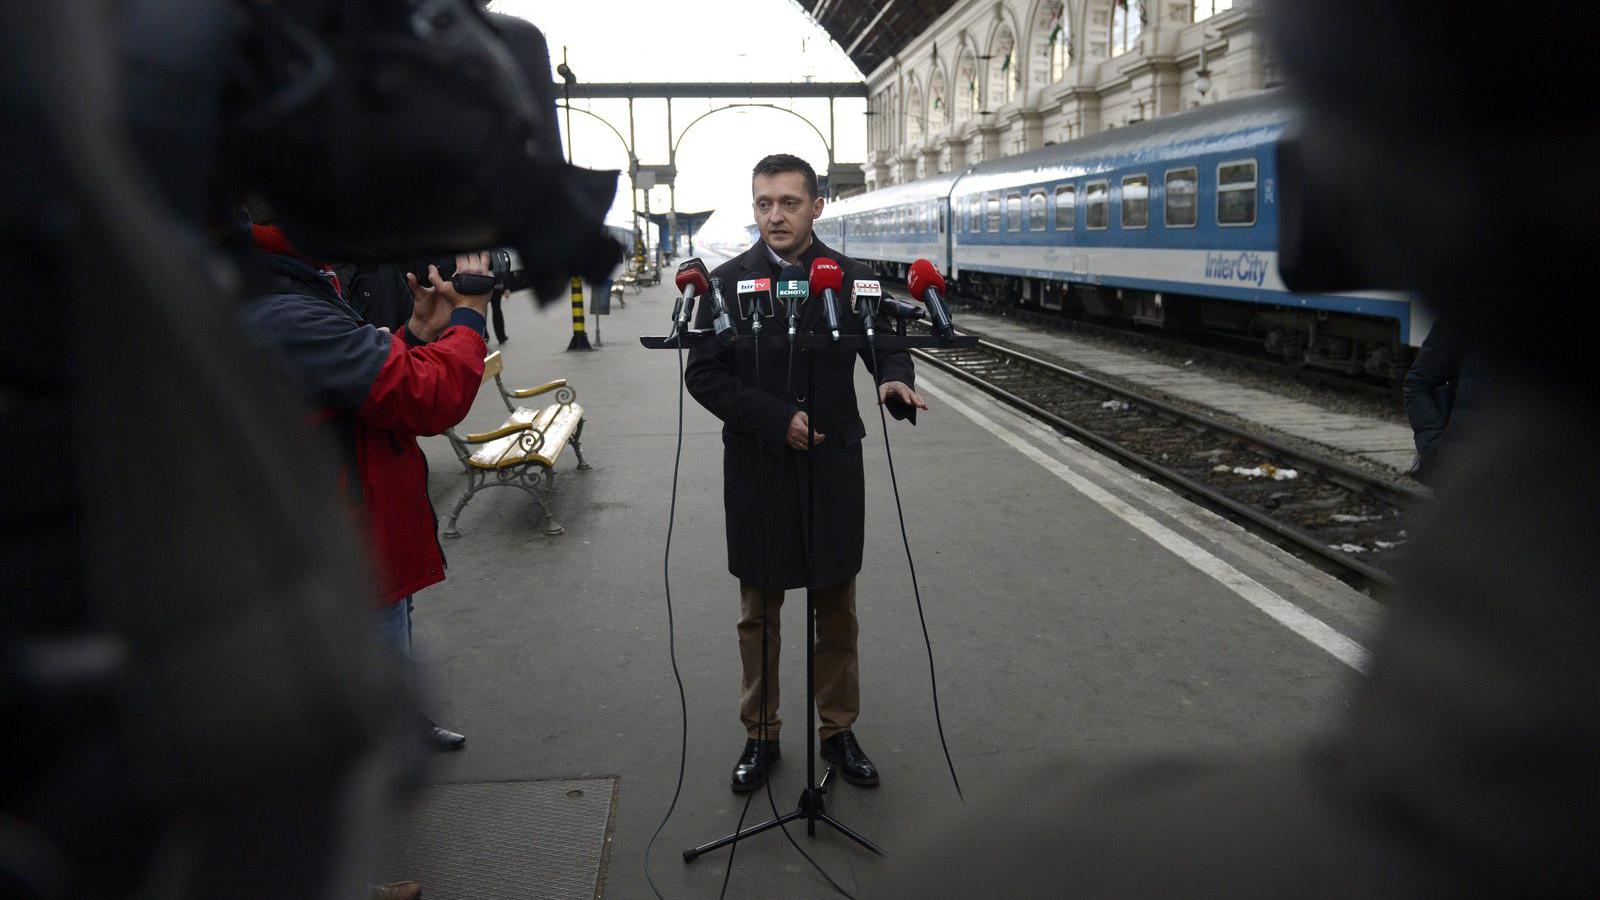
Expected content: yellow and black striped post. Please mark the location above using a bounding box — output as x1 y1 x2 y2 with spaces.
565 276 592 351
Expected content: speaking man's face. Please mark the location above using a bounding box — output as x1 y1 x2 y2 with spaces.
753 170 825 257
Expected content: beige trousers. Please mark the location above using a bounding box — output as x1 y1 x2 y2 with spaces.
738 579 859 741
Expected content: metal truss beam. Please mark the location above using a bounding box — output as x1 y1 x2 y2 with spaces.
553 82 867 99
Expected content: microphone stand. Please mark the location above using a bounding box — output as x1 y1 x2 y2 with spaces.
639 324 975 864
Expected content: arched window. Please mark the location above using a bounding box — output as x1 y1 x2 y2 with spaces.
1110 0 1143 58
905 77 925 148
1047 2 1070 83
928 74 948 135
955 50 979 122
987 26 1019 108
1029 2 1071 89
1192 0 1232 22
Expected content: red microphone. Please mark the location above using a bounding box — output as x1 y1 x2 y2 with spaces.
672 258 710 333
809 257 845 341
907 258 954 339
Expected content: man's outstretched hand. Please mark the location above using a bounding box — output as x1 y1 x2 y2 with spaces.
878 381 928 411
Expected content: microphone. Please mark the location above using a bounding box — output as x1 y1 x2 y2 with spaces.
880 297 925 321
851 278 883 345
907 258 954 340
707 276 735 346
735 277 775 328
776 264 808 342
672 258 709 334
809 257 845 342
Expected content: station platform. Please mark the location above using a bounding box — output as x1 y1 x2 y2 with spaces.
952 308 1418 472
386 266 1383 898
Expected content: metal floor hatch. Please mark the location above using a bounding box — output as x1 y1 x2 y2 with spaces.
382 778 618 899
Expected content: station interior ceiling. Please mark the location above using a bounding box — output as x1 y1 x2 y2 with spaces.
799 0 960 74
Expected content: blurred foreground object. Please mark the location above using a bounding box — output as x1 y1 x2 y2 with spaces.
119 0 621 301
881 0 1598 895
3 3 407 899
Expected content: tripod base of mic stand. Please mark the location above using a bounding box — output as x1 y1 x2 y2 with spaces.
681 766 885 862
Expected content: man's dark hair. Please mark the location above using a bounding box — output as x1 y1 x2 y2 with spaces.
752 153 819 200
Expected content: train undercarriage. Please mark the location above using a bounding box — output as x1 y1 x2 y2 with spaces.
872 261 1409 381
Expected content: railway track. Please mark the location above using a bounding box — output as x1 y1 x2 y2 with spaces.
911 333 1427 592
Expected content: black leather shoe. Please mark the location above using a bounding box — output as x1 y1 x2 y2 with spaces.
731 739 779 793
428 723 466 752
820 730 879 787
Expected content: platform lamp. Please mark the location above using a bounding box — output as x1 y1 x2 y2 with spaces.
1195 41 1214 101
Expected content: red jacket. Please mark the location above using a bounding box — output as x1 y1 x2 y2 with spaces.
241 237 485 605
355 324 486 602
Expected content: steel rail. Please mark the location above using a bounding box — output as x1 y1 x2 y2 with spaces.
912 338 1410 590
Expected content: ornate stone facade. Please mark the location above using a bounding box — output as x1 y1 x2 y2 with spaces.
862 0 1272 191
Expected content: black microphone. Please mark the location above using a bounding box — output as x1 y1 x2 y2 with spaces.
809 257 845 343
908 258 954 340
851 278 883 345
735 276 775 331
707 276 735 346
776 264 807 342
880 297 925 321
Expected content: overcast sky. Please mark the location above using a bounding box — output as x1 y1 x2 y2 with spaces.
490 0 866 246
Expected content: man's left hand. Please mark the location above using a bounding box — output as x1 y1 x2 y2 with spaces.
878 381 928 411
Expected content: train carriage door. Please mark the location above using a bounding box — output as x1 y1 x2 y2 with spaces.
940 196 952 274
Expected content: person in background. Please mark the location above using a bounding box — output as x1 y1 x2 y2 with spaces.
1403 314 1464 484
487 285 509 344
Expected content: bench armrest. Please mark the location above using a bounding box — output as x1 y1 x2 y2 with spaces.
508 378 569 399
462 421 535 443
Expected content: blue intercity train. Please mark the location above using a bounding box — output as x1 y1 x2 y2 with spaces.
794 92 1424 377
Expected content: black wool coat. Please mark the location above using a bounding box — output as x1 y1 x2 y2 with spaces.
685 238 916 591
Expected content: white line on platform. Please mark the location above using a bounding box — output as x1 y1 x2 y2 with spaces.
918 376 1370 672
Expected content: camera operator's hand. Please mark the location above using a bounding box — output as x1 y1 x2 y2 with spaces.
404 253 493 341
404 270 453 343
431 252 494 317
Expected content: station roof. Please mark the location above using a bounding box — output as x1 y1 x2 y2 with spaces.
800 0 959 76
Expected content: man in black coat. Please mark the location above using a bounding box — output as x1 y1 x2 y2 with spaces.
686 154 925 792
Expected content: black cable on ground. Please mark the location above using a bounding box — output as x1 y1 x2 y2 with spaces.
645 340 692 900
870 343 964 802
716 790 755 900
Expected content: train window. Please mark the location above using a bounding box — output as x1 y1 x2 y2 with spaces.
1122 175 1149 228
939 206 946 234
1217 159 1257 226
1085 180 1109 229
1054 185 1076 230
986 194 1001 232
1006 193 1022 232
1165 167 1198 227
1028 191 1048 231
970 197 982 232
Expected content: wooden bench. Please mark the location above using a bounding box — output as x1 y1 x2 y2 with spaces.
441 351 589 538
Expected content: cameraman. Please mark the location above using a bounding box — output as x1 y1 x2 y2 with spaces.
239 208 488 752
